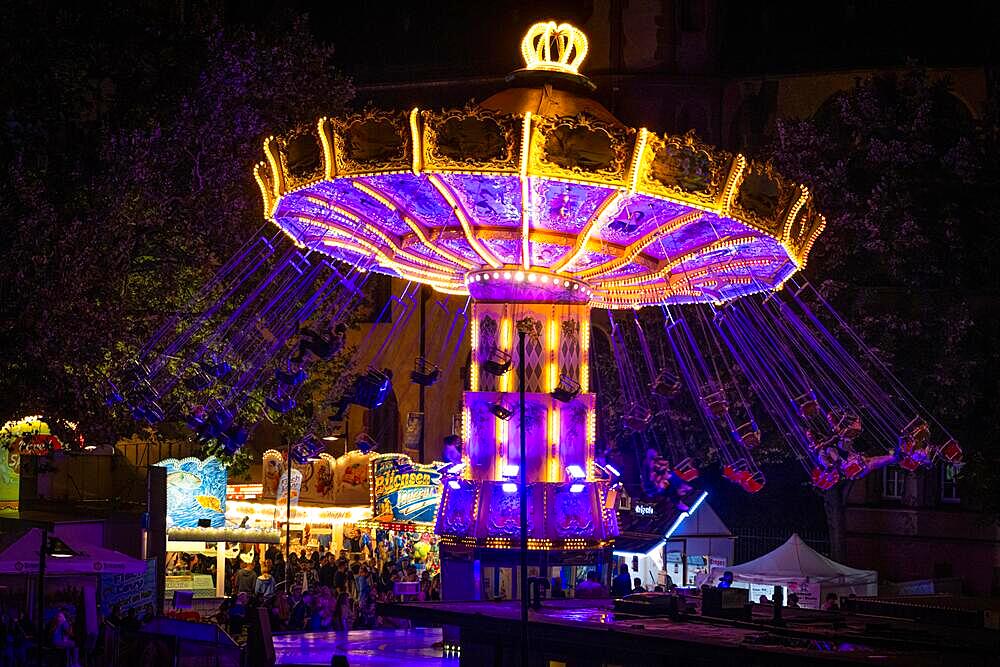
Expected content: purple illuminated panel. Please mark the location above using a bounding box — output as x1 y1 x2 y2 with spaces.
362 174 456 227
533 181 615 234
439 173 522 228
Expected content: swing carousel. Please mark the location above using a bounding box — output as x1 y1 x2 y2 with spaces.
111 23 960 562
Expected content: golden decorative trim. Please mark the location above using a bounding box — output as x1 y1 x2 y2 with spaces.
420 106 520 173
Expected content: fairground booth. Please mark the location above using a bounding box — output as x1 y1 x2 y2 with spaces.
614 490 734 590
707 533 877 608
358 453 444 576
159 449 376 600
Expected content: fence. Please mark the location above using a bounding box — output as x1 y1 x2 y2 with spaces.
733 527 830 564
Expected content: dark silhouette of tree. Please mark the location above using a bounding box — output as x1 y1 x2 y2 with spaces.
0 5 354 466
769 69 1000 552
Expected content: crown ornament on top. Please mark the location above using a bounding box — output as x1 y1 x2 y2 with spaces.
520 21 589 75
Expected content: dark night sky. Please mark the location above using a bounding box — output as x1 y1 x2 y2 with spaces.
222 0 998 81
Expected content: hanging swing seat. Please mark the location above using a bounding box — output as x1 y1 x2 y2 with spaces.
622 403 652 432
275 367 308 387
483 346 512 376
722 459 750 485
265 395 297 414
673 457 700 482
199 358 233 379
937 438 963 463
183 372 214 391
353 367 392 409
898 417 930 455
355 433 379 454
735 421 760 448
551 375 581 403
410 357 441 386
795 391 821 419
810 466 839 490
219 424 249 455
132 401 165 424
702 387 729 417
741 470 766 493
827 409 862 442
650 369 682 397
840 454 867 480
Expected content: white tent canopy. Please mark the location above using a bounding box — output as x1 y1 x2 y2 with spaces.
0 528 146 575
708 533 877 608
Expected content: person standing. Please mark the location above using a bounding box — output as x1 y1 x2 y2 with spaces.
611 564 632 597
575 571 607 599
235 561 257 595
255 564 276 600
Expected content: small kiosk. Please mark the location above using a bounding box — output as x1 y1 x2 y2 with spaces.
614 490 734 590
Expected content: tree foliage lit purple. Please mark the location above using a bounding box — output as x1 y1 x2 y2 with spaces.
0 9 353 452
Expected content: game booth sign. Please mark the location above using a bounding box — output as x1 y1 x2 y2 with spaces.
0 416 65 514
361 453 444 573
244 448 373 556
156 456 281 600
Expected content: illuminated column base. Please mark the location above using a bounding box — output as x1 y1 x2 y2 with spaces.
435 479 619 549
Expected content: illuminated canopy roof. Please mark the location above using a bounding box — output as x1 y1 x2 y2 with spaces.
255 23 825 308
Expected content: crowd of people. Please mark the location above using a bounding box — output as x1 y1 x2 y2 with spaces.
215 538 440 637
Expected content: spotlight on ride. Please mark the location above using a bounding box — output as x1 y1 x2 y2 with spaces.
550 375 581 403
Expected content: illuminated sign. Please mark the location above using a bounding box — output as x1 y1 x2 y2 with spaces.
13 434 63 456
226 483 263 500
155 456 228 529
633 504 655 516
370 454 442 525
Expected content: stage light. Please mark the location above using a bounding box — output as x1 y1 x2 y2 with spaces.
46 537 76 559
446 462 467 475
565 464 585 480
483 347 512 376
605 464 620 477
550 375 581 403
488 401 513 421
569 483 585 493
502 482 518 493
448 480 461 490
502 464 519 478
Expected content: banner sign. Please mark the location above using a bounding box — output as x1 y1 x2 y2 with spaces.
275 467 303 511
370 454 442 525
155 456 227 529
99 558 157 616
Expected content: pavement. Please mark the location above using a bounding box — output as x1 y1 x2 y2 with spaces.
273 628 457 666
379 597 1000 665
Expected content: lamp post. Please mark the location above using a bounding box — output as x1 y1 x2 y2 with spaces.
517 326 529 666
284 437 292 593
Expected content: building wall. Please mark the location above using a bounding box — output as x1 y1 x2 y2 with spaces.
844 465 1000 597
341 282 470 463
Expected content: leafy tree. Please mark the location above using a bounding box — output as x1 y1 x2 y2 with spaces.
588 69 1000 557
769 69 1000 554
0 6 356 469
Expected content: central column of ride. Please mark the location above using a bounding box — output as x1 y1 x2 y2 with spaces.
436 268 617 601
